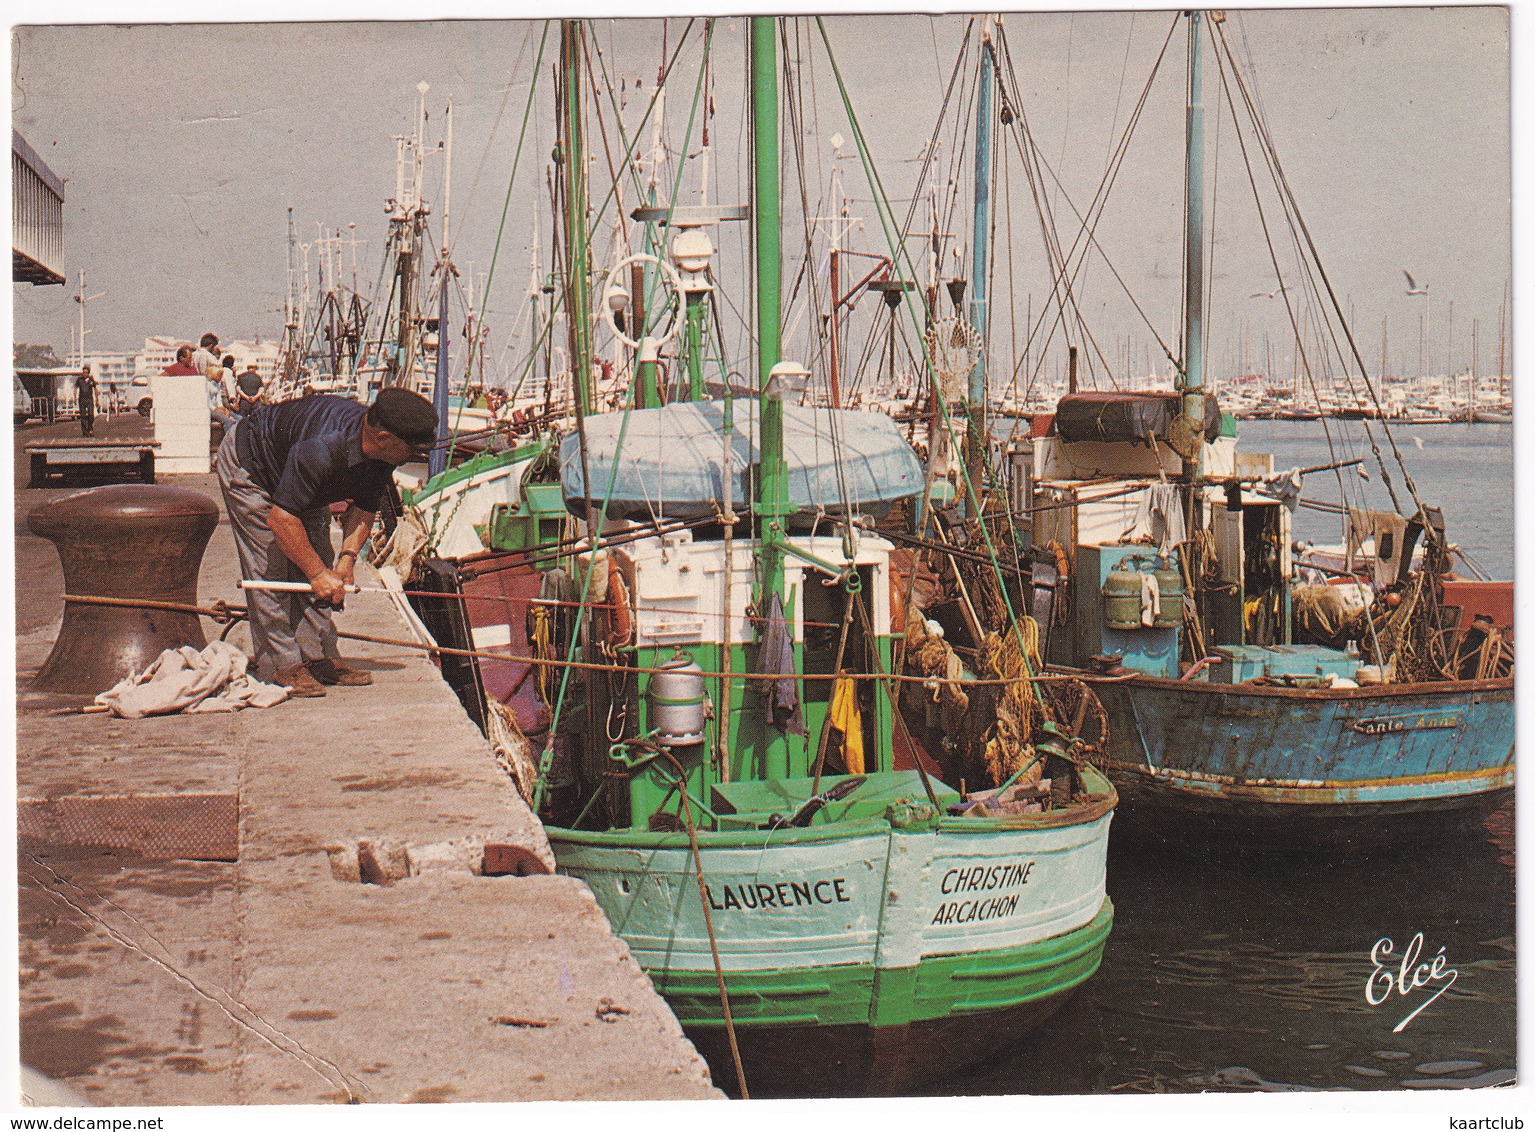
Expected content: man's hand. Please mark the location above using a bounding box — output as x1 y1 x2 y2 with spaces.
309 568 349 609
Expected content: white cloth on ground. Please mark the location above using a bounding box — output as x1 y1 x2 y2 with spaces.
95 640 289 719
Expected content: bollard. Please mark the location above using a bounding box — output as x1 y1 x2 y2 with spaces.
28 484 221 694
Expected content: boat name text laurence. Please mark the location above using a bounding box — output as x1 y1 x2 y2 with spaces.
704 879 851 912
1350 713 1461 735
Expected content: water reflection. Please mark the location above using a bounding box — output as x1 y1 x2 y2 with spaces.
929 798 1515 1095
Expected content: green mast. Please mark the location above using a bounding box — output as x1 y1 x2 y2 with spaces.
751 15 792 780
560 19 594 416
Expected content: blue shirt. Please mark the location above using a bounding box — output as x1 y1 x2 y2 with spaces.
234 395 394 515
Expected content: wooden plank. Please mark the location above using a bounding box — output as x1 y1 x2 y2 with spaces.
24 439 160 451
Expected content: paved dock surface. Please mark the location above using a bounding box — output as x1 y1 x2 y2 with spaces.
14 414 721 1104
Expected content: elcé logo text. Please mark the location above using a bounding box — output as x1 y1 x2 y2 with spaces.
1366 932 1459 1032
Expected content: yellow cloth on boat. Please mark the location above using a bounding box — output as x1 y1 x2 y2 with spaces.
829 675 864 775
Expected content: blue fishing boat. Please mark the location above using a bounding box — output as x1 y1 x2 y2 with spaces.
1003 11 1513 837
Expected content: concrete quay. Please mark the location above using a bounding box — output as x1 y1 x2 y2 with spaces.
13 415 722 1105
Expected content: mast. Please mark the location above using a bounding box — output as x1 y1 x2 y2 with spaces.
1179 10 1209 506
560 20 594 416
751 14 791 780
965 20 996 508
284 208 299 383
430 99 453 477
1498 282 1508 401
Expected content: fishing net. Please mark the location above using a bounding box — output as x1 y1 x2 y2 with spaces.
1291 584 1366 650
485 699 539 804
1367 537 1455 682
979 629 1045 789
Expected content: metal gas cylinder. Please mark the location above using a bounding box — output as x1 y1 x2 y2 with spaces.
28 484 220 694
1102 559 1144 630
1152 558 1186 629
651 650 708 747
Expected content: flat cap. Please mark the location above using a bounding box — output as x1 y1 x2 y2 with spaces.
372 387 438 449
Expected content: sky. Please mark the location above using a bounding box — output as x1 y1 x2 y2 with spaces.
8 4 1516 397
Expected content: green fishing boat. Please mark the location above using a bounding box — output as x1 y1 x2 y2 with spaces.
392 16 1116 1095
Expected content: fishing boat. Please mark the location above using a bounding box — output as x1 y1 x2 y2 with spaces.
383 17 1116 1095
992 11 1513 841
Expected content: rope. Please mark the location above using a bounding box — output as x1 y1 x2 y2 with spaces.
657 748 749 1100
56 593 1140 688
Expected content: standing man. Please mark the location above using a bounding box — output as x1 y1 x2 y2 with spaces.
208 354 237 434
76 367 97 438
190 332 222 377
216 387 437 696
234 362 265 416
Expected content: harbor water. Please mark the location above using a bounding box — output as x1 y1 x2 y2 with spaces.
931 419 1516 1097
1241 418 1514 581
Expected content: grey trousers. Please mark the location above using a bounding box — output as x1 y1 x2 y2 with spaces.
215 424 341 681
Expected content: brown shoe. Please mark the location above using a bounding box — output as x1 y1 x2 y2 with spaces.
275 663 327 698
306 658 374 686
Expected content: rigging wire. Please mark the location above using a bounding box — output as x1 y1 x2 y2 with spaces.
1215 16 1424 520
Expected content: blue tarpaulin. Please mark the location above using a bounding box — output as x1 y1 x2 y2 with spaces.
560 401 924 522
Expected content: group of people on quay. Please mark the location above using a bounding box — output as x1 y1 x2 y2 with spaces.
70 331 268 439
159 331 267 434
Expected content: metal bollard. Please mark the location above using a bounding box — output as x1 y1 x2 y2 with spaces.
28 484 220 694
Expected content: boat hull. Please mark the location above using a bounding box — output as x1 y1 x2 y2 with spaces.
1092 675 1514 835
549 787 1114 1093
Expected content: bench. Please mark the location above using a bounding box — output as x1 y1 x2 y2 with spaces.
26 440 160 488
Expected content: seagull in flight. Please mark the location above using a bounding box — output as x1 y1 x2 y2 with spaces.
1403 270 1430 296
1248 283 1290 299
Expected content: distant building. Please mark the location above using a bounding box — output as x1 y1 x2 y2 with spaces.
13 130 64 286
226 339 283 385
136 336 185 376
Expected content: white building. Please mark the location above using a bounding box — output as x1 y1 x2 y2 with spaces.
226 339 283 385
136 335 185 376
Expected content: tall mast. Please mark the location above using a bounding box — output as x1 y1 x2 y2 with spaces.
284 208 300 383
560 20 594 416
965 19 996 507
430 99 454 478
751 14 792 780
1179 10 1209 495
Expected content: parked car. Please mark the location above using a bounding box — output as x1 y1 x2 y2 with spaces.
131 374 152 417
14 374 34 426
